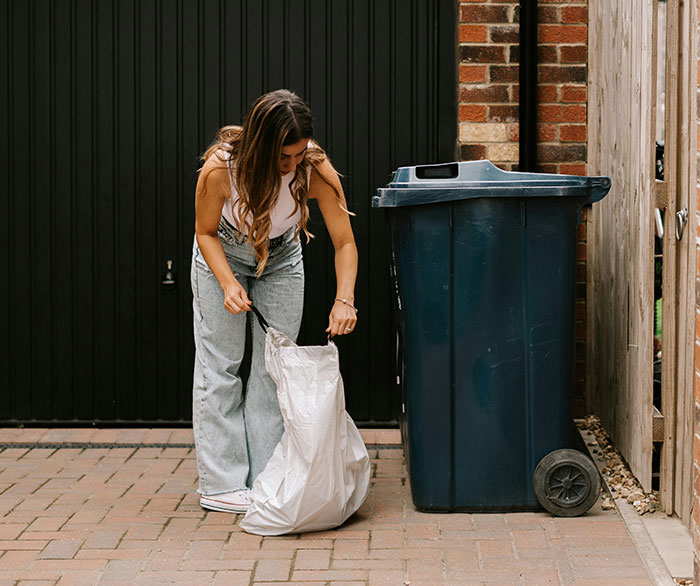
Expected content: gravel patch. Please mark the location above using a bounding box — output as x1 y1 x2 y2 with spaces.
577 415 660 516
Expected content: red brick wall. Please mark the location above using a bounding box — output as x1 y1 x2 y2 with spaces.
536 1 588 176
458 1 520 168
457 0 589 415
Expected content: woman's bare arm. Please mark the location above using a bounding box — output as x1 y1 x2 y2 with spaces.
309 159 358 337
195 159 252 314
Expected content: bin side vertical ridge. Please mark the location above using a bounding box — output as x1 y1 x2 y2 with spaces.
449 202 455 510
521 199 536 504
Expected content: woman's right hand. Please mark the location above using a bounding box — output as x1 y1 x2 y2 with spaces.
223 280 252 314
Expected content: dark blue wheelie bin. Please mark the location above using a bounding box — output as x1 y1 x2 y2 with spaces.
372 160 611 516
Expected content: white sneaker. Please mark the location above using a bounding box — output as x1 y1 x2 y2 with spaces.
200 489 252 513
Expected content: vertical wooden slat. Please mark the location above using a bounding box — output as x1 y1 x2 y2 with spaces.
626 0 655 496
650 0 661 498
672 0 697 526
661 0 680 514
585 0 599 417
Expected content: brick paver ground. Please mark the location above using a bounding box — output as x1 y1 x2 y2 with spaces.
0 428 654 585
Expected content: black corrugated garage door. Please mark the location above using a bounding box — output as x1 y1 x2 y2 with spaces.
0 0 456 426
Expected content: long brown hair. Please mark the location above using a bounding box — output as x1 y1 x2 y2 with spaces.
201 89 346 276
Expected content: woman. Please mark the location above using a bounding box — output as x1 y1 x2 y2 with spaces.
191 89 358 513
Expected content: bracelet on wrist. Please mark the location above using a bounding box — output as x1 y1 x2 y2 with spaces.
335 297 358 313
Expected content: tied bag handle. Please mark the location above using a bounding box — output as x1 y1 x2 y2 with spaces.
250 304 335 344
250 305 271 332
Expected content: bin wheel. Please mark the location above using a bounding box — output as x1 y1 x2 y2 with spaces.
533 449 601 517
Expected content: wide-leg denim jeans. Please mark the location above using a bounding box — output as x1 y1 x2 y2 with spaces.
190 219 304 495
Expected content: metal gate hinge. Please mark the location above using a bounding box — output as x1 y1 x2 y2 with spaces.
675 206 688 241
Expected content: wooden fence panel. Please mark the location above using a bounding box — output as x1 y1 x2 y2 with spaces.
587 0 655 491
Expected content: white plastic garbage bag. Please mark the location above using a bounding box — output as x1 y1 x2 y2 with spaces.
239 327 370 536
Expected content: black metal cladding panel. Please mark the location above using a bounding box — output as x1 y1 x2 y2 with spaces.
1 0 457 425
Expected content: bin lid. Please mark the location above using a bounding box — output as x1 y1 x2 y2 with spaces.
372 160 612 208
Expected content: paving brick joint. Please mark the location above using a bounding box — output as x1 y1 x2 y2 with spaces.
0 428 655 585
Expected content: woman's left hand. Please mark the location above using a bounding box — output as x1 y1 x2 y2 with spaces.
326 299 358 337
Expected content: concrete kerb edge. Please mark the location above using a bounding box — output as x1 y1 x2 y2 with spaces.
576 423 676 586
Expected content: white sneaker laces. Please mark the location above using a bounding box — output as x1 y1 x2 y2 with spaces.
234 489 252 504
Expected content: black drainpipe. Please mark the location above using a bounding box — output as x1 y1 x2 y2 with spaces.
519 0 538 172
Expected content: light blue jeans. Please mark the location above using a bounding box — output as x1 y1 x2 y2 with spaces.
190 218 304 495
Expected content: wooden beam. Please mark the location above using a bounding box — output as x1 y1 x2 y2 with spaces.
654 180 668 209
653 405 665 442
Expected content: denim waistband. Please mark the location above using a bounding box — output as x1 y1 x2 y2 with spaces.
218 216 296 253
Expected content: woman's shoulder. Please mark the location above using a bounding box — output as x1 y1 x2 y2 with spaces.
305 142 331 173
307 151 343 200
201 151 231 178
205 148 232 168
197 152 232 199
308 152 337 181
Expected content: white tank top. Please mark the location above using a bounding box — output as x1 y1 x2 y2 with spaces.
220 150 311 238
